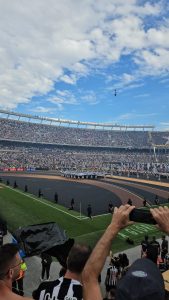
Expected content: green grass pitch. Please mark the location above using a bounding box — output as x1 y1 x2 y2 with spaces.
0 184 166 253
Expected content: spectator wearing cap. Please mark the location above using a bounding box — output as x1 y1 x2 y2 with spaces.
116 258 165 300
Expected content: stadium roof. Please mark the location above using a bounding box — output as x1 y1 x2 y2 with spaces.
0 109 155 130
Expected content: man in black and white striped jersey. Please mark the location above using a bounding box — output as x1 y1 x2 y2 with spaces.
32 244 91 300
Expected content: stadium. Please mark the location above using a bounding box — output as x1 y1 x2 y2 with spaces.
0 110 169 297
0 109 169 232
1 1 169 299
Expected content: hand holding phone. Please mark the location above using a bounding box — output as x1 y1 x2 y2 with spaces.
129 208 156 224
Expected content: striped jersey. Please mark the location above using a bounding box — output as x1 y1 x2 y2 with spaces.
32 277 83 300
105 266 118 287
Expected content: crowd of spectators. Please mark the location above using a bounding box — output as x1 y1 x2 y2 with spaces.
0 117 169 174
0 142 169 174
0 118 157 148
152 132 169 146
0 118 169 149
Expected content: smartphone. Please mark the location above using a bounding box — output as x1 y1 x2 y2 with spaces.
129 208 156 224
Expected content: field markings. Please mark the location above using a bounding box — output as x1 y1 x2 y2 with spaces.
104 178 169 197
3 185 82 220
1 184 119 220
76 216 88 220
92 212 110 218
76 223 158 239
76 212 110 220
102 179 154 205
108 182 143 202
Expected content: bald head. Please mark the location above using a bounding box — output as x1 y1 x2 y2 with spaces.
67 244 91 274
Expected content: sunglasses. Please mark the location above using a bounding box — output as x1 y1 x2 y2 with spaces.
2 260 22 277
11 260 22 269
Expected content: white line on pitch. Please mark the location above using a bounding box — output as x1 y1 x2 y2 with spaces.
4 185 80 220
92 213 110 218
76 213 110 220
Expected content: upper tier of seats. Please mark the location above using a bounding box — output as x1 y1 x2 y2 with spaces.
0 118 168 148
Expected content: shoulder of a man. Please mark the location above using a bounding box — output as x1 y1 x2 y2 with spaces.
32 279 60 299
10 292 32 300
32 277 82 300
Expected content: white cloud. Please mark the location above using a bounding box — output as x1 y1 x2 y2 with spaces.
71 62 89 76
106 72 143 91
60 74 77 85
147 27 169 48
115 112 157 121
160 122 169 126
122 73 136 83
160 77 169 83
0 0 168 109
134 93 150 98
159 122 169 131
114 2 161 16
81 91 99 105
47 90 78 110
56 90 70 97
142 48 169 71
30 106 54 113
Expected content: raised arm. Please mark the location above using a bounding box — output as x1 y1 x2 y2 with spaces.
82 204 135 300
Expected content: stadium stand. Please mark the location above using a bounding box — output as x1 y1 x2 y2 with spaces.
0 118 152 148
0 113 169 174
152 132 169 146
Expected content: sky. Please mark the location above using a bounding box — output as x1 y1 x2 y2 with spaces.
0 0 169 130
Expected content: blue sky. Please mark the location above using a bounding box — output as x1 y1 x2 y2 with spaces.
0 0 169 129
